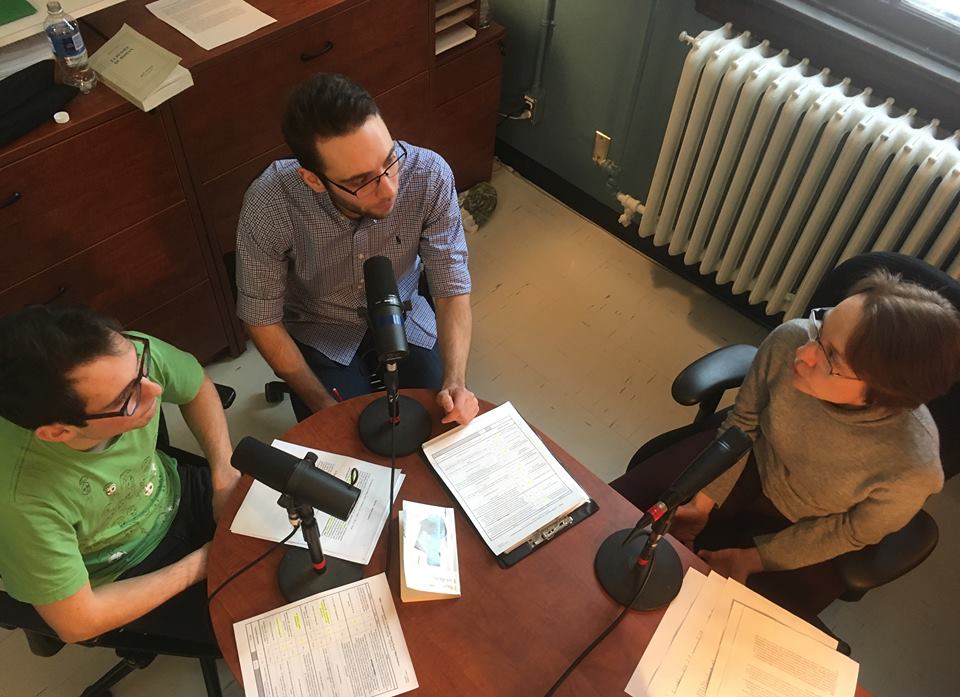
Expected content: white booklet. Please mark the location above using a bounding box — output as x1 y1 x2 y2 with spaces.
420 402 589 556
88 24 193 111
230 439 404 566
234 573 418 697
399 501 460 602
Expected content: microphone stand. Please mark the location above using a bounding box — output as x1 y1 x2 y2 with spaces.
594 507 683 610
358 319 432 458
275 456 363 601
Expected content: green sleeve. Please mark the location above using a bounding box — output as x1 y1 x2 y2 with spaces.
128 332 205 406
0 503 88 605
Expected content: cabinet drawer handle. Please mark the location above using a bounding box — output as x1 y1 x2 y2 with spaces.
300 41 334 62
44 286 67 305
1 192 21 209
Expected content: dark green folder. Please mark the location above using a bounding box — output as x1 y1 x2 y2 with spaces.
1 0 38 27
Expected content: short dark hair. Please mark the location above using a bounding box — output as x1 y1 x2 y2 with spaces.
281 73 380 175
845 269 960 409
0 305 124 429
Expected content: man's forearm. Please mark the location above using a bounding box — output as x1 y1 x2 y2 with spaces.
244 322 336 411
179 376 234 481
38 546 208 643
434 294 472 388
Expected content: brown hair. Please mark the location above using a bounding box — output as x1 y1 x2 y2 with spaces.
845 268 960 409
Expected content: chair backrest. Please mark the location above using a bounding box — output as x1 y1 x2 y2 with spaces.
808 252 960 478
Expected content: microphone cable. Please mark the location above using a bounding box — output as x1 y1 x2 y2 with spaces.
542 553 658 697
207 526 299 606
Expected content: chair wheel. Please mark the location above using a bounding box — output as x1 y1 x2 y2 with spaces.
264 381 287 403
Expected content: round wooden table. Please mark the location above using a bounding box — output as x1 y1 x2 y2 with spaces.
207 390 872 697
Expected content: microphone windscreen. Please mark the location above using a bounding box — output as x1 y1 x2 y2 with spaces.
363 255 400 306
231 436 297 494
665 426 753 505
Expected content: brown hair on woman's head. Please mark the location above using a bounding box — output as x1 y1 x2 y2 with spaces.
845 268 960 409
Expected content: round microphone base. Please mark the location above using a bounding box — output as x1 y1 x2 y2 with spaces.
594 528 683 610
358 395 432 457
278 547 363 602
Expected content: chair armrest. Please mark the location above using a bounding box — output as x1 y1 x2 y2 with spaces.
836 510 938 600
215 383 236 410
671 345 757 422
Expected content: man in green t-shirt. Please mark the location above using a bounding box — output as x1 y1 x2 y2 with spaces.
0 304 240 643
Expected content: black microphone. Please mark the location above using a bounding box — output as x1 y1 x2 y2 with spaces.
623 426 752 545
363 256 408 364
231 437 359 520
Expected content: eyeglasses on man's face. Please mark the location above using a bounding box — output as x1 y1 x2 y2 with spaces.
322 141 407 200
84 334 152 420
806 307 859 381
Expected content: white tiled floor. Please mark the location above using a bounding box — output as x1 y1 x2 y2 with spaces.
4 166 956 696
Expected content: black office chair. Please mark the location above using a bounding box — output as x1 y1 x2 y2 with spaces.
0 383 237 697
612 252 958 635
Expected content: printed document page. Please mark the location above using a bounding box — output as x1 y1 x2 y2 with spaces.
421 401 589 555
707 605 858 697
703 577 837 697
146 0 275 51
235 573 418 697
230 439 404 565
626 567 708 697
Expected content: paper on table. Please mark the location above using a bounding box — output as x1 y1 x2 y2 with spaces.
625 567 708 697
703 576 838 697
708 605 858 697
421 401 589 555
229 439 404 565
645 571 728 697
234 573 418 697
146 0 275 51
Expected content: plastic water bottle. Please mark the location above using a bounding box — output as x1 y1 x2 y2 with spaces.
43 1 97 94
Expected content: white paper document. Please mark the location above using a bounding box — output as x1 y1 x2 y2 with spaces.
628 570 854 697
421 402 589 555
230 439 404 565
399 501 460 602
146 0 275 51
234 573 418 697
707 605 859 697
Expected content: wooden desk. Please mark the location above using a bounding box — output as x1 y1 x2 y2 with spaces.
209 390 872 696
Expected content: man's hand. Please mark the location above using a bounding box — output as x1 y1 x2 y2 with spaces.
211 466 242 522
437 385 479 425
698 547 764 585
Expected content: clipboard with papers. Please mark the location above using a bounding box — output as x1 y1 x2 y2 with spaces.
420 402 598 568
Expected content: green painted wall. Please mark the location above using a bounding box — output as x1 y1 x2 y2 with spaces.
491 0 719 212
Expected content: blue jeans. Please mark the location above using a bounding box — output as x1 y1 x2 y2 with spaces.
291 331 444 422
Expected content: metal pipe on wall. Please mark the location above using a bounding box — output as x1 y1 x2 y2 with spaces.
529 0 557 98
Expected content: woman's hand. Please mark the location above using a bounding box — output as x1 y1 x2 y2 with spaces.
698 547 764 585
670 492 715 549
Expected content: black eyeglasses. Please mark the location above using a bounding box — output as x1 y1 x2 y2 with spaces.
322 141 406 200
806 308 859 381
84 335 152 420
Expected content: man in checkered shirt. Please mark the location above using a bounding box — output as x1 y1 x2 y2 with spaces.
236 73 479 425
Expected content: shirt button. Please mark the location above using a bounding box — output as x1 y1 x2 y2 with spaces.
358 254 364 259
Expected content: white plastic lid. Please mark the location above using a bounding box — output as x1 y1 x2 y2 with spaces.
53 111 70 124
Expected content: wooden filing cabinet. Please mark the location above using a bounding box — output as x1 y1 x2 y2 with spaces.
0 91 231 362
0 0 504 362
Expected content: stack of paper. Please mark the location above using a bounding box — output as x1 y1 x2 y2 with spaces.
626 569 860 697
88 24 192 111
421 401 590 558
435 0 477 55
230 439 405 566
399 501 460 602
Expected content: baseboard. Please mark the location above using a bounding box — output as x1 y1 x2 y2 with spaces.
493 138 781 331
